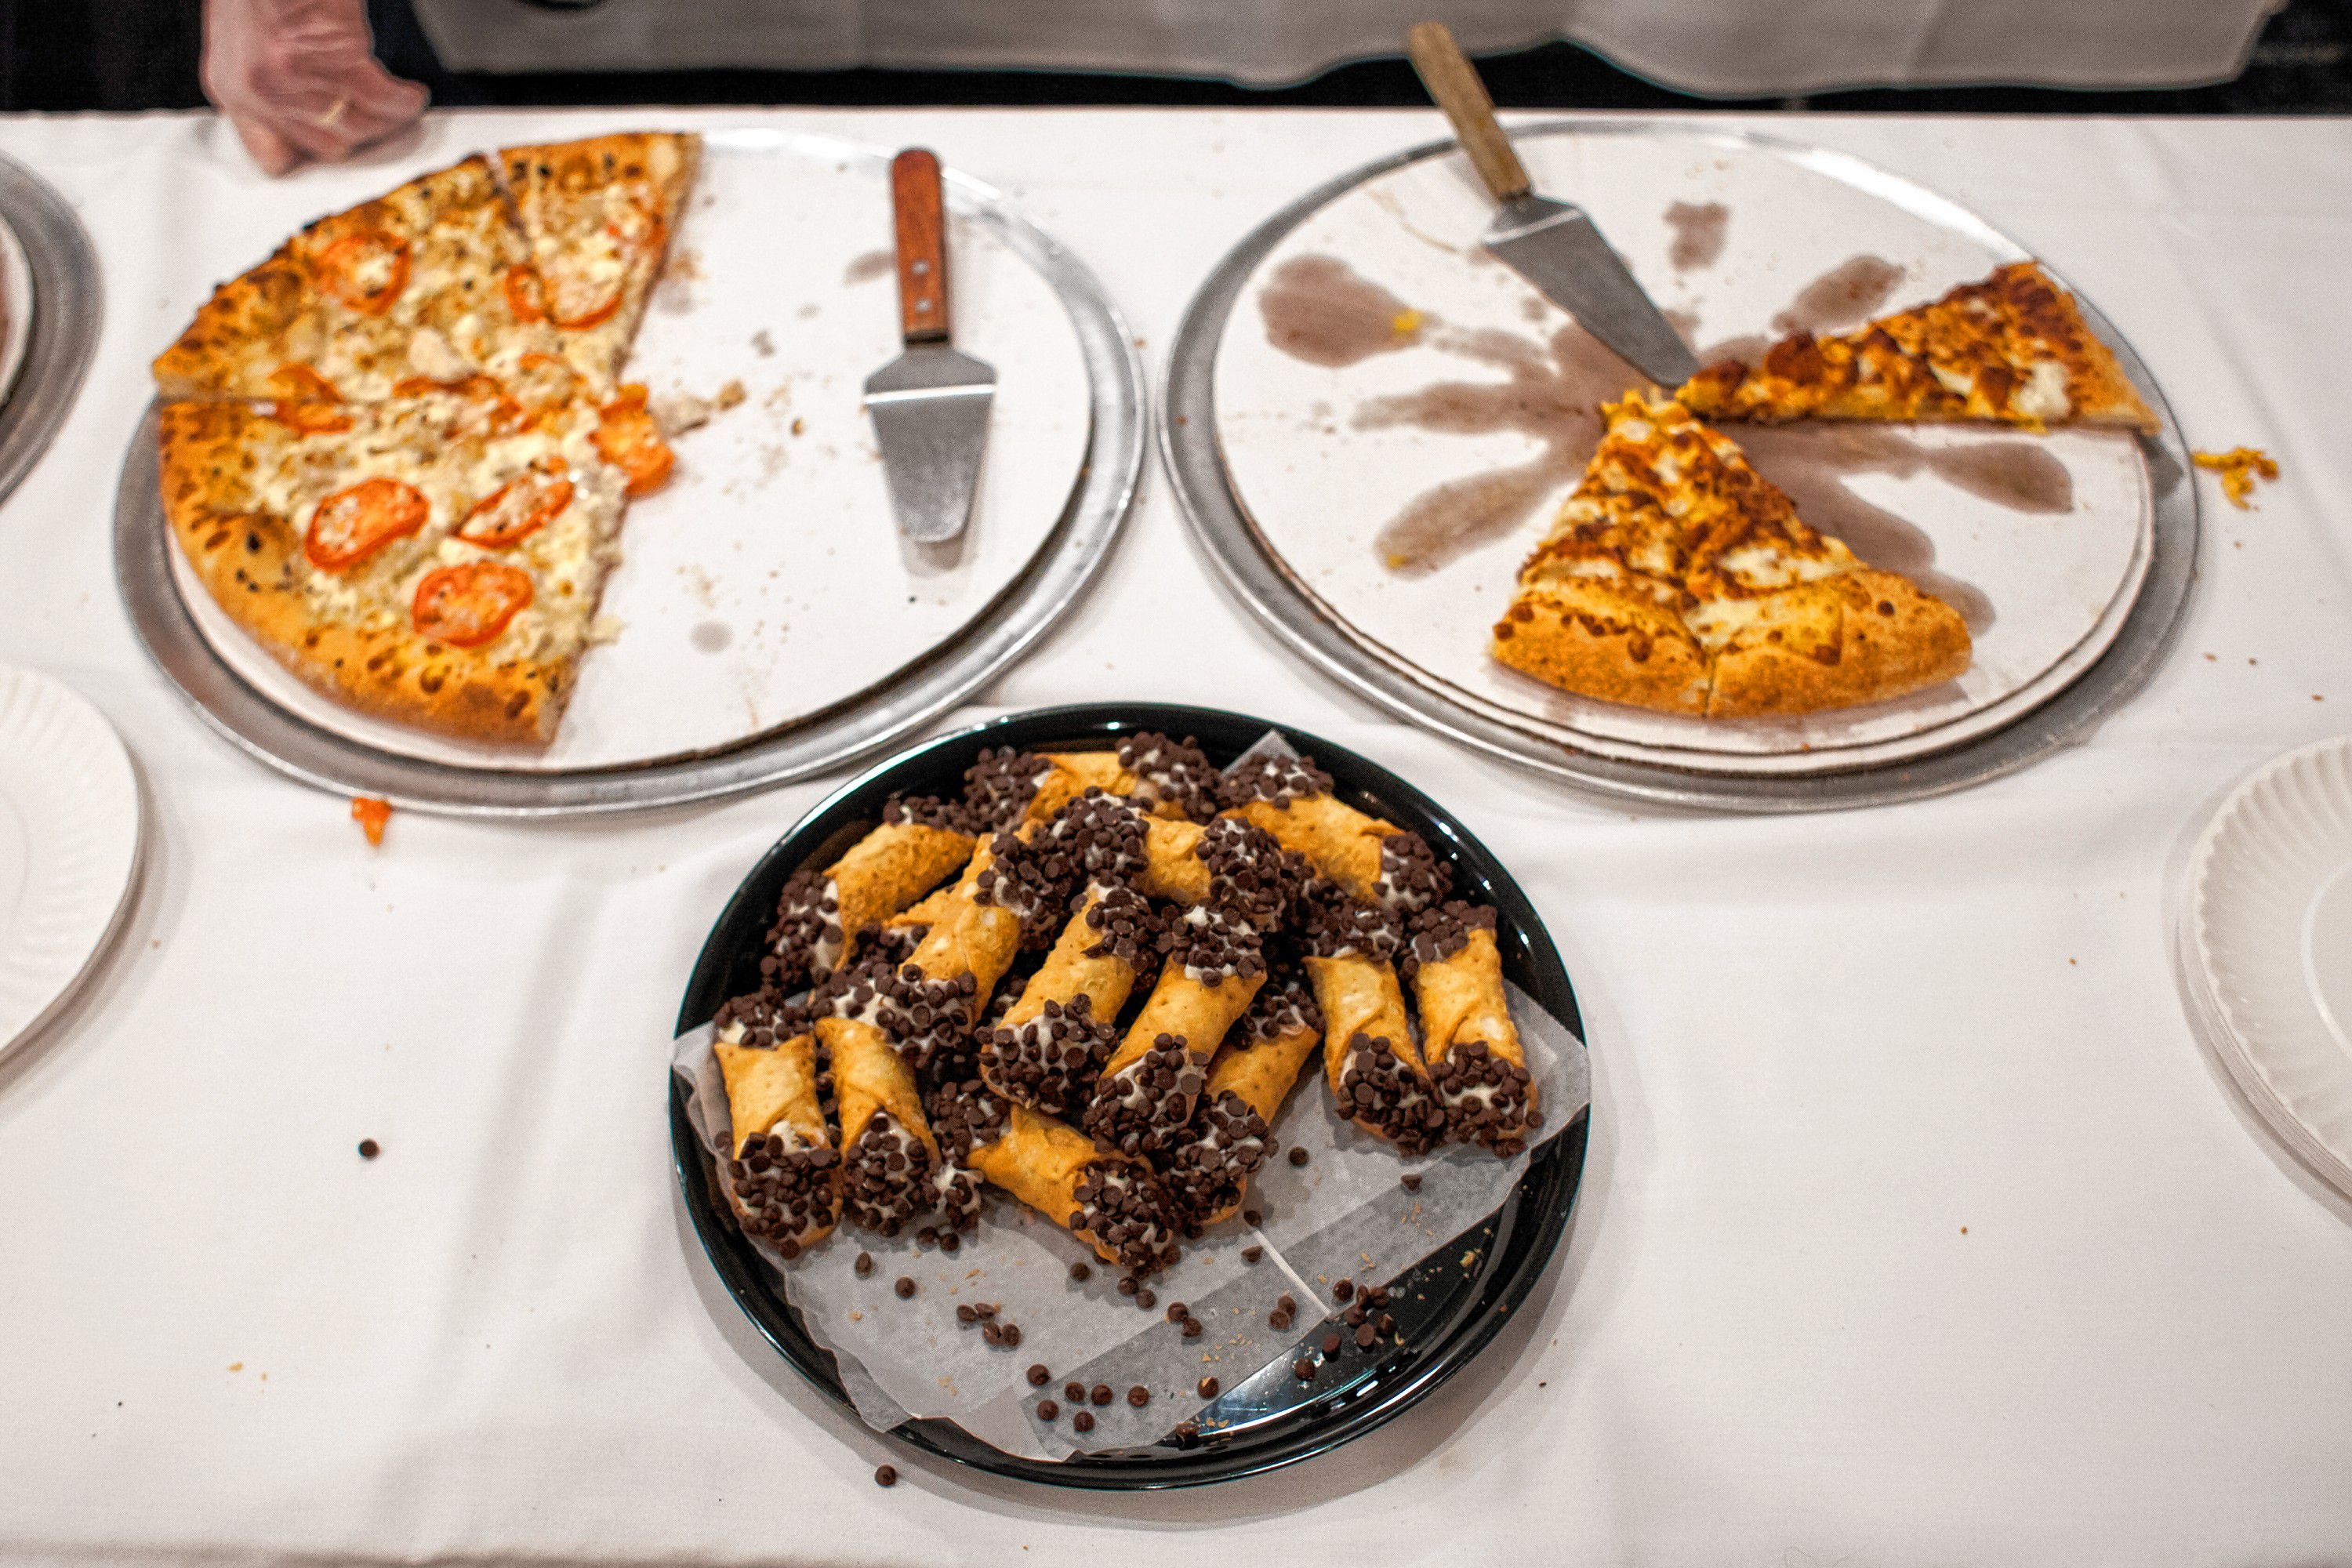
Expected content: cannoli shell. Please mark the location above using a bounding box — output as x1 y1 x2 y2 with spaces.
1305 952 1427 1098
1136 817 1210 904
817 1016 940 1163
1207 1019 1323 1125
1235 795 1395 906
714 1029 827 1158
826 821 974 959
967 1105 1135 1265
1000 884 1145 1029
1107 964 1265 1077
1411 924 1525 1074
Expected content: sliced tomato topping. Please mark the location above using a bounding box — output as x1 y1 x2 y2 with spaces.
459 467 574 548
510 351 583 421
264 364 352 433
390 372 524 434
413 561 534 648
304 477 430 572
350 796 392 848
594 384 674 497
314 229 412 316
542 261 626 331
503 263 546 323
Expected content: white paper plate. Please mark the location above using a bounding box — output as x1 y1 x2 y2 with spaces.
1211 128 2154 776
0 665 141 1057
168 129 1092 771
2177 735 2352 1198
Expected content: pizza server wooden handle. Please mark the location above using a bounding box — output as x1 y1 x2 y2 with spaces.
1406 21 1532 204
891 147 951 345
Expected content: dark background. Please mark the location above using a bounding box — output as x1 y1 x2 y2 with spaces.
3 0 2348 115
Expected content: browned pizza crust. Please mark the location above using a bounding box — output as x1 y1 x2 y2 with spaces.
1490 579 1711 714
1704 569 1973 718
1679 261 2158 433
153 154 560 404
158 400 573 744
498 132 701 387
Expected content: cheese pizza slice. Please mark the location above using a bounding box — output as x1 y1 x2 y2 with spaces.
496 132 701 388
153 154 567 404
1492 393 1971 718
156 386 637 744
1678 261 2157 433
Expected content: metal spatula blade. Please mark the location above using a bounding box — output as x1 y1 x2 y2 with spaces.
864 148 996 545
1406 22 1699 388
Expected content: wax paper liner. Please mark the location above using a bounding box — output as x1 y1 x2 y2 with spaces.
669 731 1590 1461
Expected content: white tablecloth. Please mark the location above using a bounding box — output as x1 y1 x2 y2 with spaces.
2 107 2349 1566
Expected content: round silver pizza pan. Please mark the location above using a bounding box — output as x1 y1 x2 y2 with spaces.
1161 121 2199 815
0 150 101 508
114 152 1146 819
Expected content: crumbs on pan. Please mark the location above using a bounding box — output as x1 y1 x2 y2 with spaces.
2193 446 2278 510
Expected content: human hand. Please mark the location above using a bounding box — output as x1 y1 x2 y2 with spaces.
201 0 428 176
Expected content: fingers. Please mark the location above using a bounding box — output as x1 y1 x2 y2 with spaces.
202 0 426 173
230 115 303 177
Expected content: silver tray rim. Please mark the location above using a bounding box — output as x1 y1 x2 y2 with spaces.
0 148 101 510
114 136 1147 819
1160 119 2200 814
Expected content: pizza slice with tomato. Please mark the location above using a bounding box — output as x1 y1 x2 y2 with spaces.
496 132 700 388
152 154 568 404
155 386 641 744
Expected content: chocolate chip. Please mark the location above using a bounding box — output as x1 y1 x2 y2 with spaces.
1127 1386 1149 1408
939 1232 960 1254
1293 1358 1316 1381
1001 1324 1022 1348
1269 1309 1293 1332
1116 1276 1138 1298
1323 1330 1342 1355
973 1302 996 1319
1073 1410 1094 1434
1065 1381 1085 1402
1037 1399 1059 1421
1368 1287 1391 1308
1355 1323 1377 1348
917 1227 939 1249
357 1139 379 1160
1243 1209 1262 1227
1401 1174 1422 1192
1240 1246 1262 1263
1277 1294 1296 1314
1198 1375 1220 1398
1091 1384 1113 1406
982 1323 1003 1346
1069 1261 1092 1282
855 1253 874 1276
1166 1302 1188 1323
1137 1290 1157 1310
1287 1147 1308 1167
874 1465 897 1487
1181 1318 1202 1339
1333 1279 1353 1301
894 1277 916 1299
1028 1363 1051 1386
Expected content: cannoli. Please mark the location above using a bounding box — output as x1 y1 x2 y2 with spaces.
1405 902 1540 1153
762 794 973 990
1135 814 1303 927
881 828 1074 1076
1158 973 1323 1231
710 990 840 1257
1298 880 1448 1156
964 1100 1181 1273
817 1012 941 1236
1220 753 1450 918
1041 732 1221 822
1083 904 1266 1156
962 748 1105 833
982 881 1158 1116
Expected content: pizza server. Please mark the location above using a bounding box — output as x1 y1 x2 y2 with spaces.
1405 21 1700 387
863 147 996 546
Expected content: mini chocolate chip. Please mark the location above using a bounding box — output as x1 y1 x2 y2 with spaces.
940 1232 960 1254
1127 1386 1149 1408
894 1277 916 1299
1334 1279 1354 1301
1137 1290 1157 1310
357 1139 380 1160
1116 1276 1138 1298
1069 1262 1091 1283
1241 1246 1263 1263
982 1323 1003 1345
974 1302 997 1319
1269 1309 1294 1332
1355 1323 1377 1348
1293 1358 1316 1381
1323 1331 1342 1355
1287 1147 1308 1167
1243 1209 1263 1227
1277 1294 1297 1313
956 1305 977 1324
1400 1174 1422 1192
855 1253 874 1276
874 1465 897 1487
1028 1363 1051 1387
1091 1383 1113 1406
1166 1302 1188 1323
1073 1410 1094 1434
1378 1312 1397 1333
1181 1318 1203 1339
1037 1398 1059 1421
1198 1375 1220 1398
1002 1324 1022 1348
917 1227 939 1248
1065 1381 1086 1402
